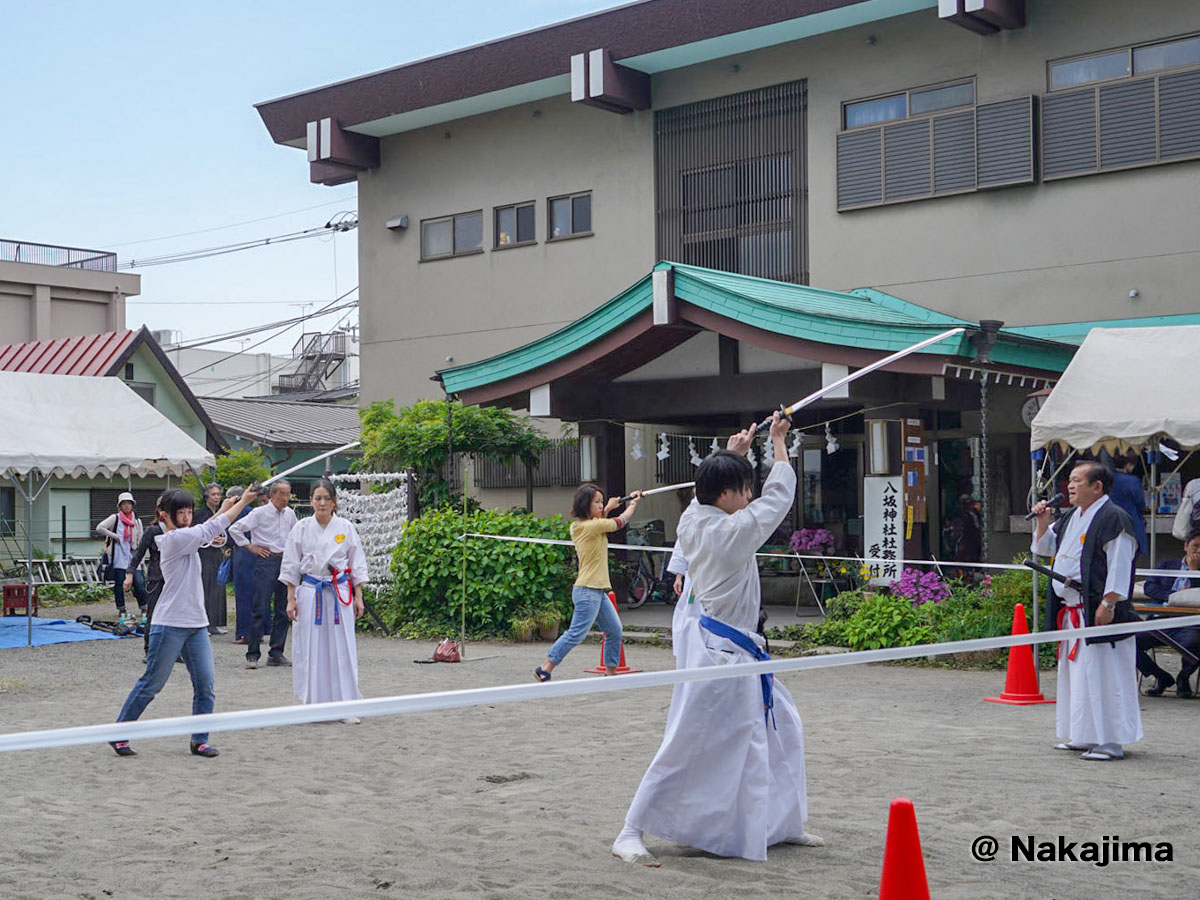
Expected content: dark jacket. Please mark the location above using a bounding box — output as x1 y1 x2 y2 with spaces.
1110 470 1148 555
1044 499 1139 645
130 523 164 586
1143 558 1189 604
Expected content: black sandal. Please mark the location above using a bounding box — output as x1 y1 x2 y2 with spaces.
534 666 552 683
110 741 136 757
190 742 219 758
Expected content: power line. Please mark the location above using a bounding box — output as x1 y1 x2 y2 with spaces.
180 286 359 376
102 196 356 248
170 290 358 351
120 225 342 270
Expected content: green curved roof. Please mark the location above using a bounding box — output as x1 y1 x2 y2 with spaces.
437 262 1075 395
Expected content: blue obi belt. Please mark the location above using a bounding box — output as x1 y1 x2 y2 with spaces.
699 614 774 727
301 571 352 626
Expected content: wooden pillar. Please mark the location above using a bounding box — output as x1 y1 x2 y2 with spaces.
580 420 625 500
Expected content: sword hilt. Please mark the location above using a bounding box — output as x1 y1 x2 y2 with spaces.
754 404 793 435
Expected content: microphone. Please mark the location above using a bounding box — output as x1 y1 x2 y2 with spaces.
1025 492 1064 520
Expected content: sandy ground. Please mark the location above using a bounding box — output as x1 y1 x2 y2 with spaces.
1 604 1198 900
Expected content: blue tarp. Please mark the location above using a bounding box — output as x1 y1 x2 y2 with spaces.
0 616 127 649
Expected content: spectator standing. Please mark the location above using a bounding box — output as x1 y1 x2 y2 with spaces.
1110 453 1149 557
229 480 297 669
193 483 229 635
96 492 148 621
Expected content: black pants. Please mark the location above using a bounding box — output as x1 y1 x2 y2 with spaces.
199 547 226 629
247 555 290 661
110 568 148 613
1136 626 1200 687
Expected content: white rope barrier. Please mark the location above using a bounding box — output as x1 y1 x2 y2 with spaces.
459 533 1200 581
3 614 1199 753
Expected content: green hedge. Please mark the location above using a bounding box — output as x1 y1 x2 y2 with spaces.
769 564 1055 668
375 507 575 639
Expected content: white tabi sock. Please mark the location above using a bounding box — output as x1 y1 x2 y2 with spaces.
612 825 658 866
784 831 826 847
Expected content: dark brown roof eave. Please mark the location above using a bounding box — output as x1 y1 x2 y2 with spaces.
256 0 866 144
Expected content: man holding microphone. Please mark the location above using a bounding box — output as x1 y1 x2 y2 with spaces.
1030 461 1141 761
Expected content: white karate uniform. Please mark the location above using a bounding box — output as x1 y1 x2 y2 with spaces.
625 461 807 861
279 515 370 705
1031 496 1142 748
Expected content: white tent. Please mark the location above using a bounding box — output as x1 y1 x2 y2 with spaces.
1030 325 1200 452
1 372 215 647
1029 325 1200 563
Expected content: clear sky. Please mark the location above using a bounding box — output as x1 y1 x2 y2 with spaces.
2 0 622 355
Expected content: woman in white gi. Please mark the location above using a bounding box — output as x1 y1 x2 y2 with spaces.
613 413 822 864
282 479 368 720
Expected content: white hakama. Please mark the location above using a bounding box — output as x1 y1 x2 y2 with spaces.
280 515 369 705
1056 611 1143 747
624 461 809 861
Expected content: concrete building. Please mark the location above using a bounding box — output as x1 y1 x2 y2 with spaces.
1 239 139 342
256 0 1200 563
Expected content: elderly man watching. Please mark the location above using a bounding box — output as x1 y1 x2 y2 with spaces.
229 480 297 669
1031 461 1141 761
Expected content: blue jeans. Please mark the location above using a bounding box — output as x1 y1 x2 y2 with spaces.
547 586 623 668
116 625 215 744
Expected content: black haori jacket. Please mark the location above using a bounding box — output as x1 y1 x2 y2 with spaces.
1043 499 1139 646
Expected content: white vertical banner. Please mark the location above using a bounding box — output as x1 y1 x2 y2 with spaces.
863 475 904 586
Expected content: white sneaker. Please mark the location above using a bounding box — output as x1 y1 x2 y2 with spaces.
342 717 362 725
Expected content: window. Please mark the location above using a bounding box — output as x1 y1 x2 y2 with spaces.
420 211 483 259
494 202 536 247
1050 50 1129 90
657 81 807 283
843 80 975 129
548 191 591 239
1050 34 1200 90
124 363 134 380
127 382 155 405
1135 35 1200 75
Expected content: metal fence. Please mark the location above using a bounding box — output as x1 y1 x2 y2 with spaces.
473 439 582 489
1 238 118 272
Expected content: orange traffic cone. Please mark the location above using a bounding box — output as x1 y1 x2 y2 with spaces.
583 591 642 674
878 798 930 900
984 603 1054 705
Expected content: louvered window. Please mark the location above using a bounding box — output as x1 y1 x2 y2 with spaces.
837 97 1034 211
1042 68 1200 180
656 81 807 284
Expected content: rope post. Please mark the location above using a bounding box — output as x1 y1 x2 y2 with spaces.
460 460 468 659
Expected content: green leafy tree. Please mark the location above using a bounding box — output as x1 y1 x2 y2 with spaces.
183 447 272 500
359 399 552 511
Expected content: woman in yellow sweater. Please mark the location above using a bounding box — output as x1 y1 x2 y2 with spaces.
535 483 641 681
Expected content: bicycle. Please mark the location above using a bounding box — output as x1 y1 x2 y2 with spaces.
614 521 679 610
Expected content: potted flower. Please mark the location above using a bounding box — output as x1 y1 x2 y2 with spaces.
788 527 837 556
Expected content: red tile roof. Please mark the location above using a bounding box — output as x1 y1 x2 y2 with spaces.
0 330 138 376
